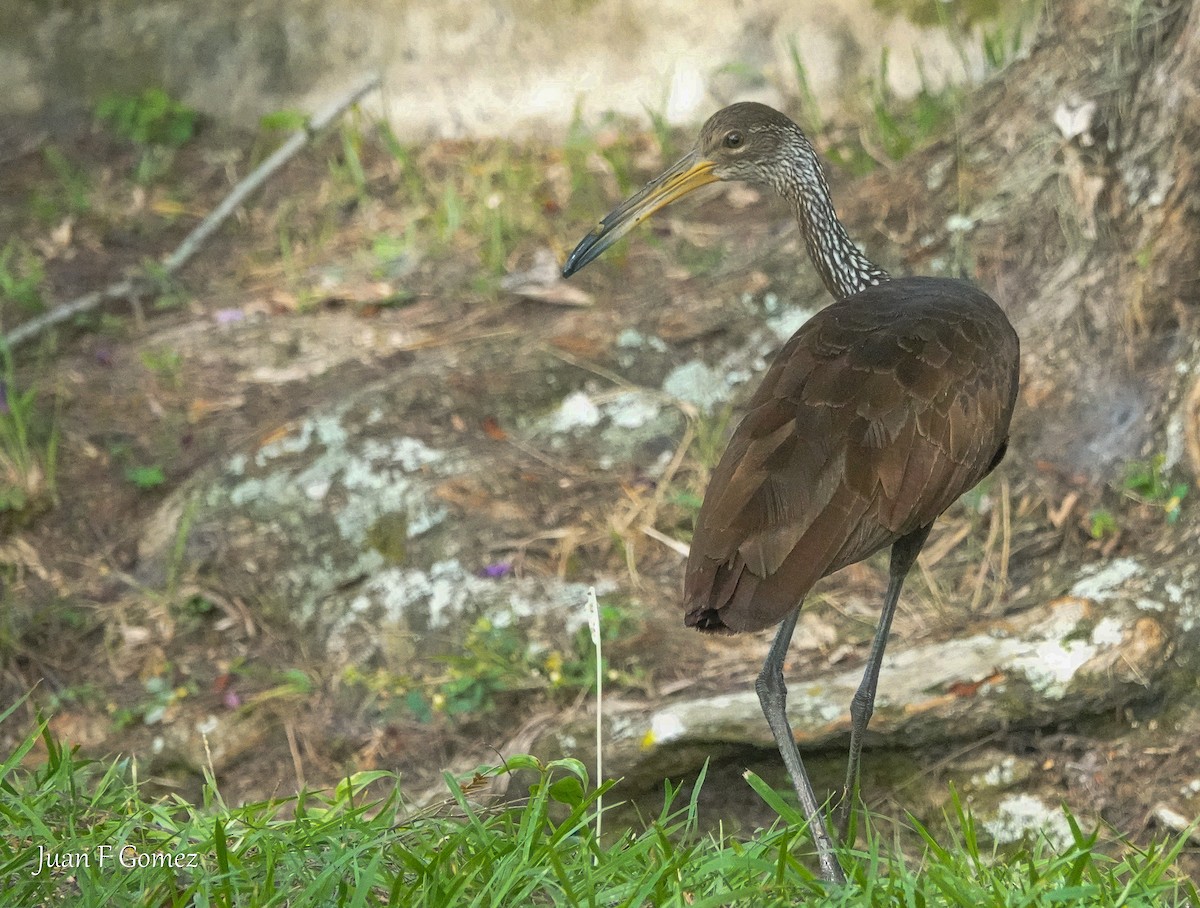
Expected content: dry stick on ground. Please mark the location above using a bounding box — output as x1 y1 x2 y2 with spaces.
4 73 383 350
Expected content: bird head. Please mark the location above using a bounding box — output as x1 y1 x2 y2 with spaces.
562 102 811 277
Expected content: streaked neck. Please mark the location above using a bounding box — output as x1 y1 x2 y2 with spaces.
771 136 890 300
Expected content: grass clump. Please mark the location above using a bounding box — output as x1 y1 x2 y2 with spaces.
1121 453 1189 524
1087 453 1190 540
95 88 198 149
0 343 58 524
343 599 640 723
1 691 1195 907
0 241 47 317
95 87 199 183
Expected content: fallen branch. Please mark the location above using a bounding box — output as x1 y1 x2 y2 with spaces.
4 73 383 349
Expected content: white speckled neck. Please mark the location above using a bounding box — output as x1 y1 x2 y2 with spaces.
770 132 890 300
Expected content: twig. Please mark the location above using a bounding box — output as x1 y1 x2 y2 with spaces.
968 493 1003 614
284 719 306 790
640 523 689 557
584 587 603 851
990 477 1012 612
4 73 383 349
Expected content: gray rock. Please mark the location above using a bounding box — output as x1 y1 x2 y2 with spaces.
537 555 1197 789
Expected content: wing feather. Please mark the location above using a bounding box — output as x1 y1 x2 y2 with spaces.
685 277 1019 634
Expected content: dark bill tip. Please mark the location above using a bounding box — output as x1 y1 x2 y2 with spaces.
562 225 618 278
560 151 717 279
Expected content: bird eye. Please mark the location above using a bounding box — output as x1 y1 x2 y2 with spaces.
723 130 743 149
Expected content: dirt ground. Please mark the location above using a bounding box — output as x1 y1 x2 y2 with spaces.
1 107 1197 878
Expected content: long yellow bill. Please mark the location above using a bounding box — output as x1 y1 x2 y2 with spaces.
562 150 719 277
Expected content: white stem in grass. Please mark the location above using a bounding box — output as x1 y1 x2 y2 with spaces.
585 586 603 847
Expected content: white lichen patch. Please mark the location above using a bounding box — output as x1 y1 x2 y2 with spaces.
796 685 846 724
616 328 646 348
1008 637 1096 699
347 560 466 629
970 755 1019 789
254 413 349 467
220 405 458 611
765 305 816 342
645 448 675 479
1090 616 1125 647
550 390 602 432
1165 412 1186 471
303 476 332 501
983 794 1074 850
608 714 636 741
1163 576 1200 633
360 436 445 472
647 712 685 747
1069 557 1142 601
945 213 976 233
195 715 220 736
284 431 449 545
606 392 662 429
615 328 668 368
532 385 682 464
662 360 730 412
327 560 616 662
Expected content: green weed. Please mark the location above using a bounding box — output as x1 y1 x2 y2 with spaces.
787 39 827 137
693 403 736 472
350 600 640 722
0 343 58 523
0 703 1195 907
561 600 639 690
675 239 726 277
252 108 308 163
124 465 166 490
380 128 562 275
869 51 962 163
329 118 370 197
95 88 199 183
138 347 183 389
95 88 198 148
1088 508 1119 539
0 241 46 315
110 674 195 729
433 604 635 715
981 14 1032 69
1122 454 1188 523
32 146 92 221
643 103 683 165
787 1 1038 177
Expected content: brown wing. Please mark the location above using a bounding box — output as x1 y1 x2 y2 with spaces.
684 277 1019 634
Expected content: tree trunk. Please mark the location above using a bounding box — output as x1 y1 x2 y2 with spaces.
854 0 1200 496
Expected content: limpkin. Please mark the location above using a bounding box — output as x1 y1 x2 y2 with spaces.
562 102 1019 884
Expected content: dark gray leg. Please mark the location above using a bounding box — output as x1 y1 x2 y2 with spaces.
836 523 932 841
756 607 846 885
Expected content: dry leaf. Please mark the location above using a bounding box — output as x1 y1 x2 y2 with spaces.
502 248 592 307
481 416 507 441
